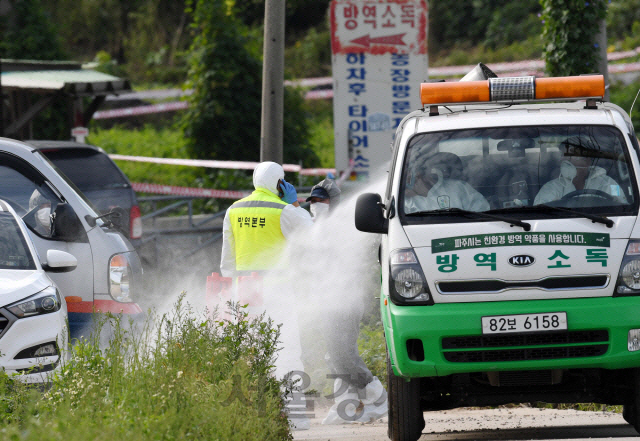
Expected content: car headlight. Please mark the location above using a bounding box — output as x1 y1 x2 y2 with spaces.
389 248 432 305
110 254 132 302
615 240 640 296
6 286 61 319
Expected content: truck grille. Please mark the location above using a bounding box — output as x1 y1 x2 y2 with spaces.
437 275 609 294
442 330 609 363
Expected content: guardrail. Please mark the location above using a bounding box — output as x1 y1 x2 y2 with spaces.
138 189 313 265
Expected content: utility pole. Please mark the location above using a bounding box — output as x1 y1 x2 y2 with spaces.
260 0 285 164
596 18 610 102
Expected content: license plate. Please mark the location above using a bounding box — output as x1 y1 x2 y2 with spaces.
481 312 567 334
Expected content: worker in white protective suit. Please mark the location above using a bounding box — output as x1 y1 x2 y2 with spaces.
405 151 490 213
220 161 313 431
534 137 628 205
305 179 389 424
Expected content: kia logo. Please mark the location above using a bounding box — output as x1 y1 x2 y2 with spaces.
509 255 535 267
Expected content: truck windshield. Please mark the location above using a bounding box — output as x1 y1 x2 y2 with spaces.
400 125 637 218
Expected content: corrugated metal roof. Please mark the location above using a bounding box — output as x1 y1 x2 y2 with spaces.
1 69 131 95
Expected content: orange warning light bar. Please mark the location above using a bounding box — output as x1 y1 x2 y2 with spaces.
420 75 605 106
420 80 490 105
535 75 604 100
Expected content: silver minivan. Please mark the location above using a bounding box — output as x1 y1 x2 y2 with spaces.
0 137 143 337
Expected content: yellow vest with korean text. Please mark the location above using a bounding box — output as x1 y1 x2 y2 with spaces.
228 188 287 271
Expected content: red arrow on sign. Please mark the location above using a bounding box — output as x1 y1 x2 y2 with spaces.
350 33 406 48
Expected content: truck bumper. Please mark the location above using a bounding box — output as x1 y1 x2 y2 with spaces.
383 295 640 378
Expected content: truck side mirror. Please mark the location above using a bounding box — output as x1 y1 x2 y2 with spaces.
53 202 88 242
355 193 388 234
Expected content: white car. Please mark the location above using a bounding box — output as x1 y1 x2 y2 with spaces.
0 199 76 383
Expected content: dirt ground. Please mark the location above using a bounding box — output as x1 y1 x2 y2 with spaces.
294 406 637 441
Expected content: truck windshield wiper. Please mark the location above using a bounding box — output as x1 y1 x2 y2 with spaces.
406 207 531 231
531 204 614 228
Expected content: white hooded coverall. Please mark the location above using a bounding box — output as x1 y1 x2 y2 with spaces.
534 161 628 205
405 178 490 213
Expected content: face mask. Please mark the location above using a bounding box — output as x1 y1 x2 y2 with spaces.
310 202 330 218
36 207 51 233
560 160 577 181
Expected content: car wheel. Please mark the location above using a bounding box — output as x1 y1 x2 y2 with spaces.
387 349 424 441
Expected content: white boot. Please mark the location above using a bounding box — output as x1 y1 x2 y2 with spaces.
322 377 361 424
322 377 388 424
355 377 388 422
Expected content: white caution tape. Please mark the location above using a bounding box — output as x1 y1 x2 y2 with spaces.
93 101 188 119
110 154 336 176
131 183 250 199
132 182 306 202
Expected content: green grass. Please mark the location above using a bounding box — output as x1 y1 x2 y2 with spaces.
87 125 207 187
0 297 292 440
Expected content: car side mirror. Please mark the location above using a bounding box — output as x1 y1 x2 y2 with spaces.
53 202 88 242
42 249 77 273
355 193 388 234
108 206 127 231
85 206 126 231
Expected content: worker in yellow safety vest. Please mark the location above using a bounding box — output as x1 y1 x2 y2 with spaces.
220 161 313 276
219 161 313 431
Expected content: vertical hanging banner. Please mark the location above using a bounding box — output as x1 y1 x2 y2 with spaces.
331 0 428 180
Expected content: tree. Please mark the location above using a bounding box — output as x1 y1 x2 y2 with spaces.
0 0 66 60
540 0 608 77
182 0 317 166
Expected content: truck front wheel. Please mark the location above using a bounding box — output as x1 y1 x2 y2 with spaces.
625 369 640 431
387 352 425 441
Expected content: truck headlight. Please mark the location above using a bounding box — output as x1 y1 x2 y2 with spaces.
615 240 640 296
110 254 133 302
389 249 432 305
6 286 61 318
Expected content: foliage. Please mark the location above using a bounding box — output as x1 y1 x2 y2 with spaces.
233 0 330 36
305 100 335 168
429 0 541 53
87 125 253 213
609 81 640 134
181 0 318 166
358 322 386 389
41 0 190 83
285 25 332 79
124 0 191 84
614 21 640 52
607 0 640 42
431 36 544 68
540 0 608 77
484 2 543 49
0 0 66 60
0 297 292 440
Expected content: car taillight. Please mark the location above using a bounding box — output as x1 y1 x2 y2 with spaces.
130 205 142 239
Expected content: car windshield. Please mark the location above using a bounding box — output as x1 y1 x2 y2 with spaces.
400 125 637 219
39 148 129 190
0 213 36 270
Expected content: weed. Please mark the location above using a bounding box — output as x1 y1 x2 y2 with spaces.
0 295 291 440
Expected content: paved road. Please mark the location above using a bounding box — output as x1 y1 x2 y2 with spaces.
295 406 639 441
